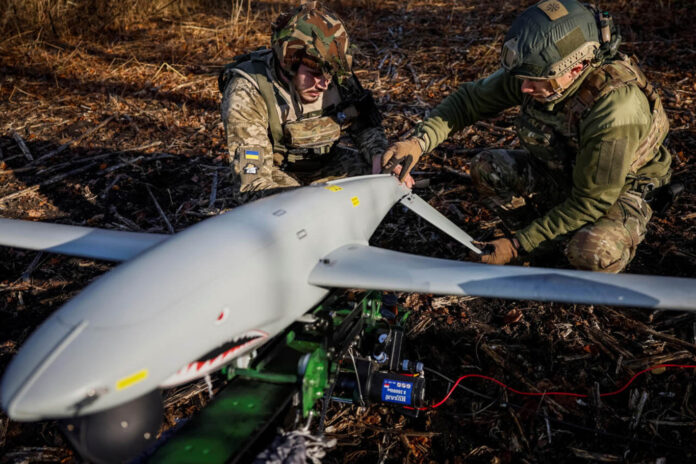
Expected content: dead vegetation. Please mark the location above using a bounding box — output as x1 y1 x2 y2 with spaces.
1 0 695 463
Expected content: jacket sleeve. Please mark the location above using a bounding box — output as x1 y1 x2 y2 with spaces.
419 69 524 152
221 75 281 192
341 75 388 164
352 126 388 164
515 84 654 252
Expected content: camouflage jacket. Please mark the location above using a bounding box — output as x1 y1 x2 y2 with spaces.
416 56 672 252
220 50 387 192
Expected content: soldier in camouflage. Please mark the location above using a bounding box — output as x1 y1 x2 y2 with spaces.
219 1 387 196
382 0 672 273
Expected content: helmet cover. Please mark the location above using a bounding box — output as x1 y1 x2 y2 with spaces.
501 0 600 79
271 2 353 82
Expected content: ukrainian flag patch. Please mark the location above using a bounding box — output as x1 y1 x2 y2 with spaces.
244 150 260 160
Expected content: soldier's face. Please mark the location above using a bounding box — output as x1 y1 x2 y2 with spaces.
520 78 558 101
293 64 331 103
520 63 585 102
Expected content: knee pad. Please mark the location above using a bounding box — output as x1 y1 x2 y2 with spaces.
566 227 632 273
470 149 512 195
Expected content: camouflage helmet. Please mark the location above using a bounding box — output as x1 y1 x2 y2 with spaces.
501 0 604 80
271 2 353 82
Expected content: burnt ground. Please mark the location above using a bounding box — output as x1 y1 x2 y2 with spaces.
1 0 695 462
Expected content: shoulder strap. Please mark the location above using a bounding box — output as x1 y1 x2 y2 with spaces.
218 48 269 93
250 59 287 154
569 54 659 123
567 54 669 173
567 65 622 124
219 49 287 154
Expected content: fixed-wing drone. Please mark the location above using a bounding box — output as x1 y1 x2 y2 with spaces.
2 174 696 463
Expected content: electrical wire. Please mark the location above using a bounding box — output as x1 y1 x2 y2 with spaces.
411 364 696 411
348 348 365 406
419 364 696 453
317 359 343 432
423 366 502 416
424 366 495 400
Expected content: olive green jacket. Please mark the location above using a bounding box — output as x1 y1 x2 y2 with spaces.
417 68 671 252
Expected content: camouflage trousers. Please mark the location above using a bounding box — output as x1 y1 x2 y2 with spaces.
470 149 653 273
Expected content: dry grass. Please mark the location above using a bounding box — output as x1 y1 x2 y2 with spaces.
0 0 262 38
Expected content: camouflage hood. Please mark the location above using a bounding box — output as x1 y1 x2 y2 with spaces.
271 1 353 82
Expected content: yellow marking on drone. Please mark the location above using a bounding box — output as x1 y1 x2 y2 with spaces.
116 369 149 391
351 196 360 207
325 185 343 192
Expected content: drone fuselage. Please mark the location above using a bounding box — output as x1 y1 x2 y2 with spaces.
1 175 408 421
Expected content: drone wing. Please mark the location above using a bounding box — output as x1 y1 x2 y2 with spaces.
309 244 696 311
0 218 169 261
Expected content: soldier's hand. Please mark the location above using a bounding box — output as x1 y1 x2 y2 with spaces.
478 238 520 265
391 164 415 188
374 154 415 188
381 138 423 182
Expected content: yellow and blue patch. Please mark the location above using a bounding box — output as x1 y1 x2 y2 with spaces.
244 149 260 160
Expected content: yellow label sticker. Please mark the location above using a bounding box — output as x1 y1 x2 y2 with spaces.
325 185 343 192
116 369 149 391
351 196 360 207
537 0 568 20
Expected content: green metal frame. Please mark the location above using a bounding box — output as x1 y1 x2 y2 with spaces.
148 291 399 463
148 381 296 463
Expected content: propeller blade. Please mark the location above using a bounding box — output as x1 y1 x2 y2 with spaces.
399 193 481 254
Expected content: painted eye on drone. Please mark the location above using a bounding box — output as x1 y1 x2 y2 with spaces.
215 307 230 325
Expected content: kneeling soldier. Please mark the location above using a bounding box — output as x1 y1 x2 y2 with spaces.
220 1 387 195
382 0 672 273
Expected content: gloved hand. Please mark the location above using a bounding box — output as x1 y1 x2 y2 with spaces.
381 138 424 182
375 153 417 187
478 238 520 265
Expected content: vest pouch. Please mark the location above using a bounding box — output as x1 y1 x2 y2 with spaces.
284 116 341 150
515 114 567 171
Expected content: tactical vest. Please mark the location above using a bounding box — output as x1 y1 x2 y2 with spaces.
219 49 349 165
516 54 669 178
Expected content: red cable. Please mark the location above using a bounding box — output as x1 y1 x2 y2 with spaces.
410 364 696 411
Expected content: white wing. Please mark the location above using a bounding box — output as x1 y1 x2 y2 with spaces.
309 244 696 311
0 218 168 261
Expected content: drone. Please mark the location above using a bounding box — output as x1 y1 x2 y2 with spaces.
2 174 695 463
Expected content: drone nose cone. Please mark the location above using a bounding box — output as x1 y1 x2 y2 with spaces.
1 318 89 421
4 373 95 422
3 384 45 421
